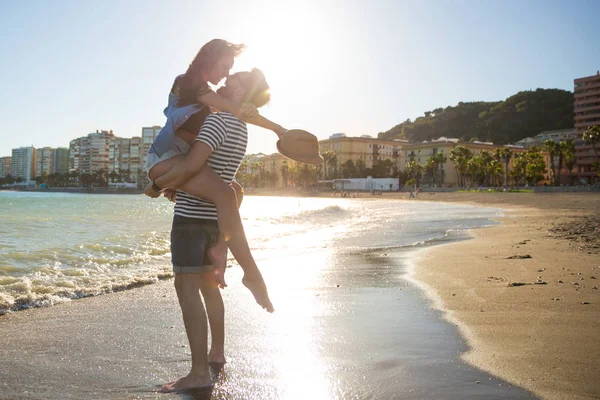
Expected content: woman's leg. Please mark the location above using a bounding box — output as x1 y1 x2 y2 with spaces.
177 168 273 313
148 155 273 312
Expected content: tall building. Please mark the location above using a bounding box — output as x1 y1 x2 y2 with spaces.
69 138 83 172
109 136 143 183
574 71 600 130
69 130 115 174
53 148 69 174
141 126 162 167
0 157 11 178
11 146 37 182
36 147 55 177
573 72 600 185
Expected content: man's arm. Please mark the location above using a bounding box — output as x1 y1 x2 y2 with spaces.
153 113 228 190
153 141 213 190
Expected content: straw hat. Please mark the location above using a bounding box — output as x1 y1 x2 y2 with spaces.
276 129 324 165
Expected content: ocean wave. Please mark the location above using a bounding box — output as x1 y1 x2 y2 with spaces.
0 270 173 315
275 205 351 224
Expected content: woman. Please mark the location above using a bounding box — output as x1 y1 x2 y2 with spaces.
145 39 282 311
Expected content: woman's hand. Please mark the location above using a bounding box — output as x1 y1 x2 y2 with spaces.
144 182 162 198
238 102 258 119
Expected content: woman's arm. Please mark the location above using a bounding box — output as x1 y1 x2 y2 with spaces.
243 114 287 138
197 91 257 119
199 91 286 137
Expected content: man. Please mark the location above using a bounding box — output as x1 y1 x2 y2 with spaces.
158 70 272 392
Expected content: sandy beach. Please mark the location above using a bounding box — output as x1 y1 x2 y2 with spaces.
1 191 598 399
404 192 600 400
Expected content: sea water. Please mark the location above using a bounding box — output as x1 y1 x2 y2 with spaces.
0 191 500 314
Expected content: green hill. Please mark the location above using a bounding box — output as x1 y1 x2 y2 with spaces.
377 88 574 144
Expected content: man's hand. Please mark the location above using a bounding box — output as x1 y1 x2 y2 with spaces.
163 188 177 202
144 182 161 198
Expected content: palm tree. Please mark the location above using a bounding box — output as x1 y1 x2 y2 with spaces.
449 145 472 188
479 151 493 186
405 160 423 187
434 153 447 186
494 147 513 191
583 126 600 183
356 159 366 178
543 139 560 185
561 140 576 185
280 161 289 188
322 151 336 180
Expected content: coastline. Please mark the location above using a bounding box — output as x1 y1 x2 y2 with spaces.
409 193 600 400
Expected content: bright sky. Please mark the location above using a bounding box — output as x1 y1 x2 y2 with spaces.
1 0 599 158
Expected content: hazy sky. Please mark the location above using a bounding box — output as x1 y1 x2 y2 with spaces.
1 0 598 158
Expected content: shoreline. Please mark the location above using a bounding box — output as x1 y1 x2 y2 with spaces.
410 194 600 400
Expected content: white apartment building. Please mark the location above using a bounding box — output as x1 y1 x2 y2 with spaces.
0 157 11 178
69 130 115 174
141 126 162 168
11 146 37 182
110 136 143 183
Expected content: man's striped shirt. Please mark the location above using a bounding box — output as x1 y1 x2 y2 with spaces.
174 112 247 220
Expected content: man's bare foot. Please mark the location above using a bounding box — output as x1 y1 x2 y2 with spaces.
160 373 212 393
207 236 228 289
242 272 274 313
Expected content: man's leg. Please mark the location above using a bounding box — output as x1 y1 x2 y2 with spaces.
161 274 212 392
199 273 226 364
179 169 273 313
161 216 213 392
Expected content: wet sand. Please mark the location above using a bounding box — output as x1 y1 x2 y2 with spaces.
0 235 534 399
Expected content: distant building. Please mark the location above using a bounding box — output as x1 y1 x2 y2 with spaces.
0 157 11 178
515 128 580 148
259 152 300 188
53 148 69 174
35 147 70 176
11 146 37 182
399 137 527 187
319 135 408 174
110 136 143 183
574 71 600 130
36 147 55 177
69 138 83 172
141 126 162 168
69 130 115 174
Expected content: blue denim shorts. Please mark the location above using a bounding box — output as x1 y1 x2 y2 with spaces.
145 136 191 177
171 215 219 274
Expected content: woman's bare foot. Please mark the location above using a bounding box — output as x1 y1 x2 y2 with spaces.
242 272 274 313
207 235 228 289
208 350 226 364
160 373 212 393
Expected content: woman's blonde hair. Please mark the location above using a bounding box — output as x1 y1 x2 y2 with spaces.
178 39 246 105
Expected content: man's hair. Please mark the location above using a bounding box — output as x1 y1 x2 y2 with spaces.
217 68 271 108
243 68 270 108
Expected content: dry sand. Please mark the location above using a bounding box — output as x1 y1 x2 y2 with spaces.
401 192 600 400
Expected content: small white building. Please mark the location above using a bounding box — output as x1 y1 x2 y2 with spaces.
330 177 399 191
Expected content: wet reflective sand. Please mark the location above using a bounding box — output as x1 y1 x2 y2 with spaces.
0 244 535 399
